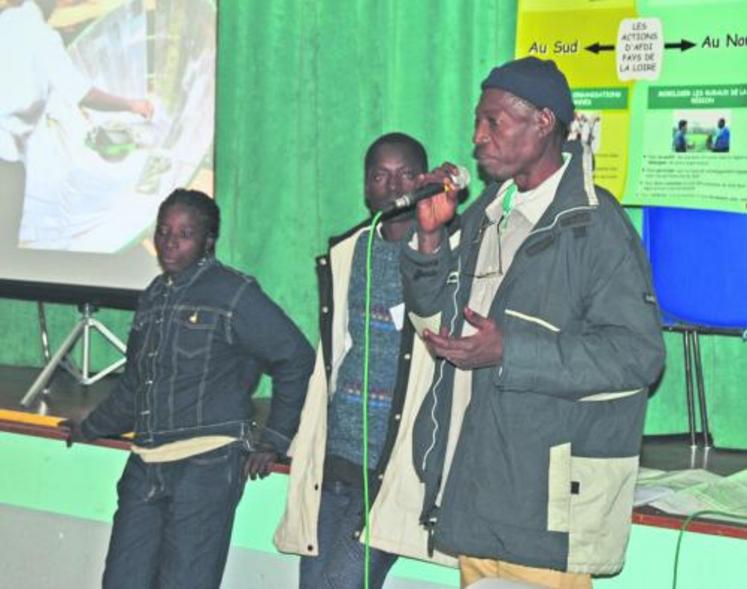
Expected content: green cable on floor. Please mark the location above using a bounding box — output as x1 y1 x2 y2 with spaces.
672 509 747 589
362 210 383 589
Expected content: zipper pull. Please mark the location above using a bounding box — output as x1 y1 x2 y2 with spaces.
424 513 438 557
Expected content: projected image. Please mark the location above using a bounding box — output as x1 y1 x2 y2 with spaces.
671 109 732 154
4 0 215 254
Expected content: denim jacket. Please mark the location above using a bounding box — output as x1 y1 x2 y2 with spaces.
81 257 315 453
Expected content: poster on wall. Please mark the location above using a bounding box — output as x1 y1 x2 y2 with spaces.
516 0 747 212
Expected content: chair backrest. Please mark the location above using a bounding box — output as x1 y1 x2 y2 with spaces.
642 206 747 329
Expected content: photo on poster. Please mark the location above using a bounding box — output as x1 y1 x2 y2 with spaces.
671 109 732 154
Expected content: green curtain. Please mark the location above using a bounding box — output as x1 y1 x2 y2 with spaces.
215 0 518 342
2 0 746 449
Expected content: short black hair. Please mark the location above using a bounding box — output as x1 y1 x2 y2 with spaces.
364 132 428 177
157 189 220 240
678 120 687 130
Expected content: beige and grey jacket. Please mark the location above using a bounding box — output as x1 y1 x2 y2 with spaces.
274 223 456 567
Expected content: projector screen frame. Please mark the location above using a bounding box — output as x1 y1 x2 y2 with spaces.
0 280 140 311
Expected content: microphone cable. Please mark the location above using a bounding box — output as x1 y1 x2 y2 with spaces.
361 209 384 589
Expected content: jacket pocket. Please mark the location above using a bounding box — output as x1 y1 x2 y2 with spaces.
547 445 638 572
173 306 224 358
547 443 572 533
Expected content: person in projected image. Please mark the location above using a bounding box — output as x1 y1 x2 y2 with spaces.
275 133 460 588
64 189 315 589
0 0 152 251
711 117 730 153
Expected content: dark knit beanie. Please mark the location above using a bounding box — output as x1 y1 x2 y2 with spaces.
481 57 574 125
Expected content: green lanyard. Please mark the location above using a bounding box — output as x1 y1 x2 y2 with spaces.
495 183 518 275
499 183 518 230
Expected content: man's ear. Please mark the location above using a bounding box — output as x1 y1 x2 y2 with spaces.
205 235 216 254
536 107 557 138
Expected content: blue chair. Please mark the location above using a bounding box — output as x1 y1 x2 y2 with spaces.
642 206 747 451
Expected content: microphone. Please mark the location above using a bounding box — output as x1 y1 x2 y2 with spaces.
381 165 470 213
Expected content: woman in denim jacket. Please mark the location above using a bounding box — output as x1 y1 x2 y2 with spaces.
74 189 314 589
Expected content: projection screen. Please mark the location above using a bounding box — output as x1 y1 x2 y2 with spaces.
0 0 216 305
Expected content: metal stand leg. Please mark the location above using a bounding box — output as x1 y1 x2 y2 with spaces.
21 303 126 407
692 331 712 450
37 302 52 399
37 302 77 380
37 302 51 364
683 330 698 455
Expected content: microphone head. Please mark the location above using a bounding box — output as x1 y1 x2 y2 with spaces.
450 165 471 190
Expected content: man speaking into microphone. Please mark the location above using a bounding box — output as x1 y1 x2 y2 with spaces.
401 57 665 588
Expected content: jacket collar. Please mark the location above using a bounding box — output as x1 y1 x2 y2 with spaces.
162 255 216 289
532 139 598 231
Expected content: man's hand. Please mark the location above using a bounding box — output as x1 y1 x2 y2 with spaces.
128 99 154 119
59 418 86 447
415 162 461 253
422 307 504 369
243 449 278 481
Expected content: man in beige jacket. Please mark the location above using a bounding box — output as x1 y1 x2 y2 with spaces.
274 133 456 588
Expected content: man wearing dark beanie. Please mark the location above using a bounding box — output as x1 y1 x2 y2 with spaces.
401 57 665 588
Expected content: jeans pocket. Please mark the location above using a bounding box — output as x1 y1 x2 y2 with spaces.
183 443 246 493
186 443 233 466
117 454 152 501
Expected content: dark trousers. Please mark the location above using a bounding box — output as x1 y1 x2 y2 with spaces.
102 443 246 589
299 480 398 589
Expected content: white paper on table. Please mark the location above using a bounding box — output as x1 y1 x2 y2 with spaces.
635 468 723 508
648 469 747 520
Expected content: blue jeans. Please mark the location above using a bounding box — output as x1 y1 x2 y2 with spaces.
299 480 398 589
102 443 246 589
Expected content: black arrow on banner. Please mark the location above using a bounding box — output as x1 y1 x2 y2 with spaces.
665 39 696 51
585 42 615 54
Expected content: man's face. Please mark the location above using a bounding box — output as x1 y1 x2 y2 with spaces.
154 204 213 276
365 145 421 214
472 89 547 183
